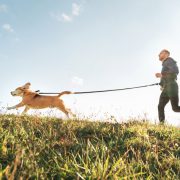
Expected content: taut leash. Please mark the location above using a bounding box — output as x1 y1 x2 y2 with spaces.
37 83 159 95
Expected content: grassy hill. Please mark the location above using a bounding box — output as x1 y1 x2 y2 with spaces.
0 114 179 179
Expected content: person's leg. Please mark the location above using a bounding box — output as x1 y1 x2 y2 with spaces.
158 92 169 123
167 81 180 112
170 96 180 112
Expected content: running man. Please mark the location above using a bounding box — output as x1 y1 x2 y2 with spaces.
156 49 180 123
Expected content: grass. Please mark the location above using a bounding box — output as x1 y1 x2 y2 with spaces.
0 114 180 179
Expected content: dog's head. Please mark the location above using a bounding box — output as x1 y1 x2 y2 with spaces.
11 82 31 96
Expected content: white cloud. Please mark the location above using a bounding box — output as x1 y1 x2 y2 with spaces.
71 76 84 86
2 24 14 33
50 12 72 22
0 4 8 12
61 13 72 22
50 3 82 23
72 3 81 16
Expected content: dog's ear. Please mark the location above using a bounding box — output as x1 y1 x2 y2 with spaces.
23 82 31 89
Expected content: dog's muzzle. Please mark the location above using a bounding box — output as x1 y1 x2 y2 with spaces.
11 92 17 96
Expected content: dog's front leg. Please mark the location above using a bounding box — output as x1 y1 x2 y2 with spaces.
7 102 25 110
22 106 30 115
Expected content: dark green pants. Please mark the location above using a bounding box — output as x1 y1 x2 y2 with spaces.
158 81 180 122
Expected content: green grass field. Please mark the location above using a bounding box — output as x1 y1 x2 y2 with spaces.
0 114 180 179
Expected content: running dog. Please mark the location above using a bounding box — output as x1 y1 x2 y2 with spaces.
7 82 74 118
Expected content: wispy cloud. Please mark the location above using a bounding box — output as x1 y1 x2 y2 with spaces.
0 4 8 12
50 12 72 22
71 76 84 86
61 13 72 22
50 3 82 23
2 24 14 33
1 24 19 41
72 3 81 16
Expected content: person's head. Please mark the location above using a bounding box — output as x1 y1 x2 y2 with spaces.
158 49 170 61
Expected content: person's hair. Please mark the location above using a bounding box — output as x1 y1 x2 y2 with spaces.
162 49 170 56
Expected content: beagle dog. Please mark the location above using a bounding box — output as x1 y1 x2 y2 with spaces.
7 82 74 118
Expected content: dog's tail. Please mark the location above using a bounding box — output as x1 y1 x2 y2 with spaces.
57 91 73 97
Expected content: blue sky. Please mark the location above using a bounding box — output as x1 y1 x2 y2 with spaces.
1 0 180 126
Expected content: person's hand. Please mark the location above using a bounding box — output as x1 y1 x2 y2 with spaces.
155 73 162 78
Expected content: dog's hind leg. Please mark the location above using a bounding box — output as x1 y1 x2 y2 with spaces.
56 103 70 118
58 107 70 118
66 108 76 118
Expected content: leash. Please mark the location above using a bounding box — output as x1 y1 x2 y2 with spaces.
37 83 159 95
